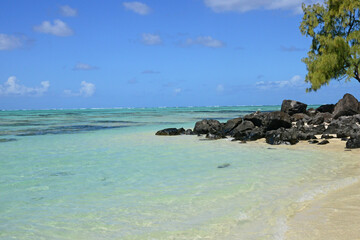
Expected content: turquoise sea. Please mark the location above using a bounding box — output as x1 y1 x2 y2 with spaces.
1 106 359 240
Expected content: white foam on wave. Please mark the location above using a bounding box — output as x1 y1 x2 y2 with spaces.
297 176 360 203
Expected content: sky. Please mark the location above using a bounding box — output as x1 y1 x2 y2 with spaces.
0 0 359 110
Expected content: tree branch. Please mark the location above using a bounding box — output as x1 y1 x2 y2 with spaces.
354 67 360 83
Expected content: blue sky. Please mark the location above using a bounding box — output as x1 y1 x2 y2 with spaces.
0 0 359 109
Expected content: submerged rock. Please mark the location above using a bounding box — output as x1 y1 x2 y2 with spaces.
217 163 230 168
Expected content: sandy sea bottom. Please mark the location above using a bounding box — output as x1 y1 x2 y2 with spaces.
0 107 359 240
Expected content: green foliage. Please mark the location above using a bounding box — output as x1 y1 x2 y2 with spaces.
300 0 360 91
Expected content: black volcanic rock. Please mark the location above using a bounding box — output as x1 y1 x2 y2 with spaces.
318 140 330 145
291 113 310 122
316 104 335 113
185 129 194 135
205 133 223 140
281 100 307 115
244 112 268 127
308 112 332 125
321 134 334 139
325 116 360 137
194 119 222 134
333 94 360 119
306 108 317 117
264 111 292 131
232 120 255 136
234 127 265 141
309 140 319 144
223 118 242 135
265 128 299 145
346 137 360 149
156 128 184 136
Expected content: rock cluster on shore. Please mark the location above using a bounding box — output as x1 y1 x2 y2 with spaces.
156 93 360 149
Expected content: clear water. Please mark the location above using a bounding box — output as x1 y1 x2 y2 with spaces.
0 106 358 240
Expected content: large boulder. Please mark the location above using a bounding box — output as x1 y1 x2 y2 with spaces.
333 94 360 119
156 128 185 136
265 128 299 145
291 113 310 122
223 118 242 135
281 100 307 115
243 111 268 127
264 111 292 131
233 127 265 141
231 120 255 137
308 112 332 125
325 116 360 137
316 104 335 113
194 119 222 134
346 136 360 149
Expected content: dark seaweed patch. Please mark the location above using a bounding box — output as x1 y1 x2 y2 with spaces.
0 122 44 127
0 138 17 142
50 172 74 177
93 120 138 124
193 117 230 121
16 125 128 136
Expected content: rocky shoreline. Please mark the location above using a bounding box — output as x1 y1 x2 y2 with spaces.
156 93 360 149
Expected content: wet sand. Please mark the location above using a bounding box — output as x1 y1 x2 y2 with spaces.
283 138 360 240
286 181 360 240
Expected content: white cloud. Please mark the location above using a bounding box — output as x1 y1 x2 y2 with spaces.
204 0 323 14
0 34 23 50
60 5 77 17
33 19 73 37
123 2 151 15
64 81 95 97
185 36 225 48
142 33 162 45
256 75 305 90
73 63 98 71
216 84 225 92
0 76 49 96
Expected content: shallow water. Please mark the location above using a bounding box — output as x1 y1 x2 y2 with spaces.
0 106 358 240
